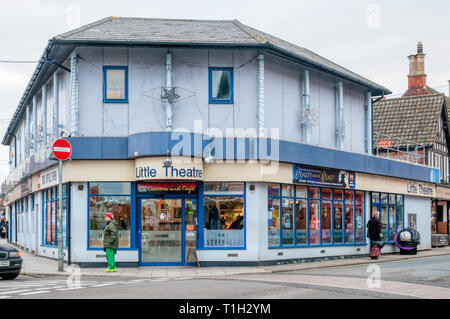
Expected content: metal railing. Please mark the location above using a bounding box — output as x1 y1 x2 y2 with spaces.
373 131 426 165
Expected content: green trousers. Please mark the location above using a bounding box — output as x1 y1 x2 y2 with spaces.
105 248 116 270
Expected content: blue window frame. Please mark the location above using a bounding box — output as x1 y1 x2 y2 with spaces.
198 182 246 249
103 66 128 103
268 184 366 248
87 182 134 250
371 192 404 243
42 184 69 247
208 67 234 104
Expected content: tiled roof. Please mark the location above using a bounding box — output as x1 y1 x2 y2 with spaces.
402 85 439 97
373 93 446 147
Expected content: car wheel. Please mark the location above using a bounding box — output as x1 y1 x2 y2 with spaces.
1 273 19 280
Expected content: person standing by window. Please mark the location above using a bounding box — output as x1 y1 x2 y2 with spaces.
103 213 119 272
367 210 384 249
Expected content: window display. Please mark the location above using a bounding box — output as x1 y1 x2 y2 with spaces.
295 199 307 245
203 182 245 248
268 183 365 248
371 192 404 243
42 184 69 247
345 190 354 243
282 199 294 245
88 182 131 248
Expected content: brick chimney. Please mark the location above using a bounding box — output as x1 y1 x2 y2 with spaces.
403 42 429 96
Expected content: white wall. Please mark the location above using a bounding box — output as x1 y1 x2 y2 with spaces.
75 46 368 154
404 195 432 250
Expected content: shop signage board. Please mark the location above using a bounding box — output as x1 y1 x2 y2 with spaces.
137 182 198 195
406 181 434 196
436 186 450 200
135 157 203 181
20 178 32 196
38 166 59 189
293 164 355 189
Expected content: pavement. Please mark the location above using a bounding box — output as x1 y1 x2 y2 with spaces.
4 239 450 279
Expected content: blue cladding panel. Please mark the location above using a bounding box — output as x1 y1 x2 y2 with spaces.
67 133 434 183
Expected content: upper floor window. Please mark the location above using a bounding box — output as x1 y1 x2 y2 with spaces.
209 67 233 104
103 66 128 103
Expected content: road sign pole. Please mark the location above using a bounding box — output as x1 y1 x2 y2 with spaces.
51 138 72 272
57 159 64 272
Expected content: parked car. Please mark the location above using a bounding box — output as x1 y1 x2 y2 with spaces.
0 243 22 280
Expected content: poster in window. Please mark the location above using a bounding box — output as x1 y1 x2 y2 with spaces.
408 213 417 230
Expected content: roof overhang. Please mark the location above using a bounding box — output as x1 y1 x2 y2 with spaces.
2 38 390 145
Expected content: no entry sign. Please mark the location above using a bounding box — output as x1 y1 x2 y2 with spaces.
52 138 72 161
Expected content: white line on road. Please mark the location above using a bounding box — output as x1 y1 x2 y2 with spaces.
19 291 51 296
91 283 116 287
0 296 11 299
0 289 31 295
55 287 86 291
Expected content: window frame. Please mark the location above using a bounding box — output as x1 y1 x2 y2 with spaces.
208 67 234 104
41 184 70 248
87 182 134 250
370 192 404 244
268 184 366 249
198 182 246 250
103 66 129 103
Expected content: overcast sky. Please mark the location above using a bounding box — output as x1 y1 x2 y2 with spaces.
0 0 449 182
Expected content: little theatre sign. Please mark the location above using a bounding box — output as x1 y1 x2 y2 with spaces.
135 157 203 181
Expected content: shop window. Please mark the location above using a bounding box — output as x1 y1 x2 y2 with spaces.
309 187 320 199
88 182 131 249
203 182 245 248
282 199 294 245
268 184 280 197
42 185 69 247
282 184 295 197
345 190 355 243
295 199 307 245
268 184 365 248
209 67 233 104
396 195 404 233
333 201 344 243
322 200 332 244
309 200 320 244
355 191 365 243
268 198 280 246
103 66 128 102
296 186 307 198
322 188 332 200
371 192 404 243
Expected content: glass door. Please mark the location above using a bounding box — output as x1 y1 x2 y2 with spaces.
139 198 197 265
140 198 183 264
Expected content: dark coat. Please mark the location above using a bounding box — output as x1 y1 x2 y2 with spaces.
367 217 382 241
103 219 119 249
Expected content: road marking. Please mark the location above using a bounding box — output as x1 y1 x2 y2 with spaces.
19 291 50 296
0 296 11 299
0 289 31 295
55 287 86 291
91 283 116 287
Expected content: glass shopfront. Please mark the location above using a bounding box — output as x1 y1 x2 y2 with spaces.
137 182 198 265
371 192 404 243
268 183 366 248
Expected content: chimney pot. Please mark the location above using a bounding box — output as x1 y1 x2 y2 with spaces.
417 41 423 54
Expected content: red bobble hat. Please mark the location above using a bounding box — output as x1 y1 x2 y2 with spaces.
105 213 113 219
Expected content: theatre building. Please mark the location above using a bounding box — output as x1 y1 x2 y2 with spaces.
1 17 438 266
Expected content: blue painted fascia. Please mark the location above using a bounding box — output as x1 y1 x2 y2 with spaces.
65 133 435 183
